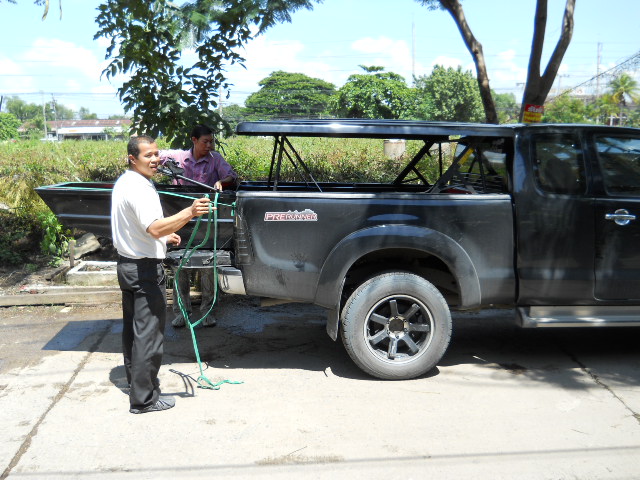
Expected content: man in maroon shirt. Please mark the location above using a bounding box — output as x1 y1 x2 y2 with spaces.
159 125 237 328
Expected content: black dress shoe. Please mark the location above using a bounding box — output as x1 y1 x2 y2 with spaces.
129 396 175 414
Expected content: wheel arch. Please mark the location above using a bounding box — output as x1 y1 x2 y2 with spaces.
316 225 481 340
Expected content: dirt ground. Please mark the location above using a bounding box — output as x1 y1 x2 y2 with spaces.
0 261 67 296
0 235 119 296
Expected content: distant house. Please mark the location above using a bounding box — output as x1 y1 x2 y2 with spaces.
46 119 131 140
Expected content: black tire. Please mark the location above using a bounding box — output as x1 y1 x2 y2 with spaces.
340 272 452 380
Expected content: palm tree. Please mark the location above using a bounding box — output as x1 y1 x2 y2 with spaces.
607 73 639 126
594 93 619 126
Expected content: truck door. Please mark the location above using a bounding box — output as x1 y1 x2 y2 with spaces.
515 131 594 304
592 133 640 300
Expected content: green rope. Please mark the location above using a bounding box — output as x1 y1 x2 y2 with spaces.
49 184 236 211
173 192 242 390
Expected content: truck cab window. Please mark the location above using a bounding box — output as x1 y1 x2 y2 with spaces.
532 134 585 195
595 135 640 197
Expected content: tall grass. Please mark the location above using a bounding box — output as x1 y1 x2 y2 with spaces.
0 136 445 264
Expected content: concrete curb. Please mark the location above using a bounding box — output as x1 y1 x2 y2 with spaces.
0 286 201 307
0 287 121 307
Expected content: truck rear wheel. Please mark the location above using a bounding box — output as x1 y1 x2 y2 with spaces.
340 272 452 380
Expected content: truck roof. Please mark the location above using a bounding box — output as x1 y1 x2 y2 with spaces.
236 119 513 139
236 119 640 139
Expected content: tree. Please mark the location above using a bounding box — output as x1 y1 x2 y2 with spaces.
51 101 74 120
6 96 90 123
332 65 414 119
493 92 519 124
78 107 98 120
418 0 576 124
245 71 336 119
542 94 590 124
5 97 41 122
221 103 250 130
95 0 317 147
0 112 21 140
592 93 619 125
608 73 639 126
412 65 483 122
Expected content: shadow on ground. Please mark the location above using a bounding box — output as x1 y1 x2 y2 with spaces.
34 298 640 388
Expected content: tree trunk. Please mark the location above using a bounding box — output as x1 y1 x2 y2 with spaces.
519 0 576 121
440 0 499 124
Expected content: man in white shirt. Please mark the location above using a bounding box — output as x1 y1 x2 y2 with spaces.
111 135 212 414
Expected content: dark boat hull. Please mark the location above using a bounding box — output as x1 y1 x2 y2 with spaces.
35 182 235 251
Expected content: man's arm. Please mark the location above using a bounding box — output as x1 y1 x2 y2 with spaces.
146 197 213 239
213 154 237 190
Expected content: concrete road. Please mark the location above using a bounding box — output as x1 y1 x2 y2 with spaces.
1 295 639 479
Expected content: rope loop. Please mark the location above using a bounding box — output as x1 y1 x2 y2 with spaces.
172 192 243 390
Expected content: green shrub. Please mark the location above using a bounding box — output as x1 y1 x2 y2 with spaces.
38 211 71 266
0 135 445 265
0 210 42 265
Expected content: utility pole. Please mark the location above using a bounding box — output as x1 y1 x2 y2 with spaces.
41 91 47 138
411 20 416 83
51 95 58 140
556 74 569 96
596 42 602 98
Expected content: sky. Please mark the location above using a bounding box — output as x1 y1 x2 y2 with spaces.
1 0 639 118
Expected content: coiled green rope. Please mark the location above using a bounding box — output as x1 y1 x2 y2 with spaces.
170 192 242 390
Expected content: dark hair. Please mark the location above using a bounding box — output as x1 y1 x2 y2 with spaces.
127 135 156 158
191 124 213 139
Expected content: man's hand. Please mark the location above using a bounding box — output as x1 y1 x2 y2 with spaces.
213 181 223 191
191 197 214 217
147 197 215 239
166 233 181 246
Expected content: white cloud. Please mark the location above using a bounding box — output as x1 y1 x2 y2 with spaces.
488 49 527 91
225 35 334 105
65 79 82 91
350 36 425 82
24 38 106 80
92 84 118 95
0 56 36 93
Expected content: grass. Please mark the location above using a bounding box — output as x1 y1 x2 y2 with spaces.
0 136 445 264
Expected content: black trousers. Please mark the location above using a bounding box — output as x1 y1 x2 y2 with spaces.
117 256 167 410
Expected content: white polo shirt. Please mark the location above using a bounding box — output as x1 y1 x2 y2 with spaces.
111 169 166 259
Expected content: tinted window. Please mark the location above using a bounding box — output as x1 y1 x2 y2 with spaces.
595 135 640 197
533 134 585 194
532 134 585 195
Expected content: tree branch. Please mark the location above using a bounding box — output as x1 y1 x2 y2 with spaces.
439 0 498 124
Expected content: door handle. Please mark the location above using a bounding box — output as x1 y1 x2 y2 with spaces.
605 209 636 226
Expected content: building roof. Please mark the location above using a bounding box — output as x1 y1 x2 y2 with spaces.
47 119 131 129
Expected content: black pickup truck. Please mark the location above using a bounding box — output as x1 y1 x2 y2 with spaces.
36 119 640 380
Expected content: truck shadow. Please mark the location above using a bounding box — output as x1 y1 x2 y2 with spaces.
442 309 640 390
41 300 640 388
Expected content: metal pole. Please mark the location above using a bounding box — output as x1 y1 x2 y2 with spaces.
41 91 47 138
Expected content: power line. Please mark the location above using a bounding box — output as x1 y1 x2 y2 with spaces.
551 50 640 101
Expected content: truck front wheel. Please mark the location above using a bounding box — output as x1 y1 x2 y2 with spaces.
340 272 452 380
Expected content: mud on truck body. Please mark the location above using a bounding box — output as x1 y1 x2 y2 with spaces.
37 119 640 379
